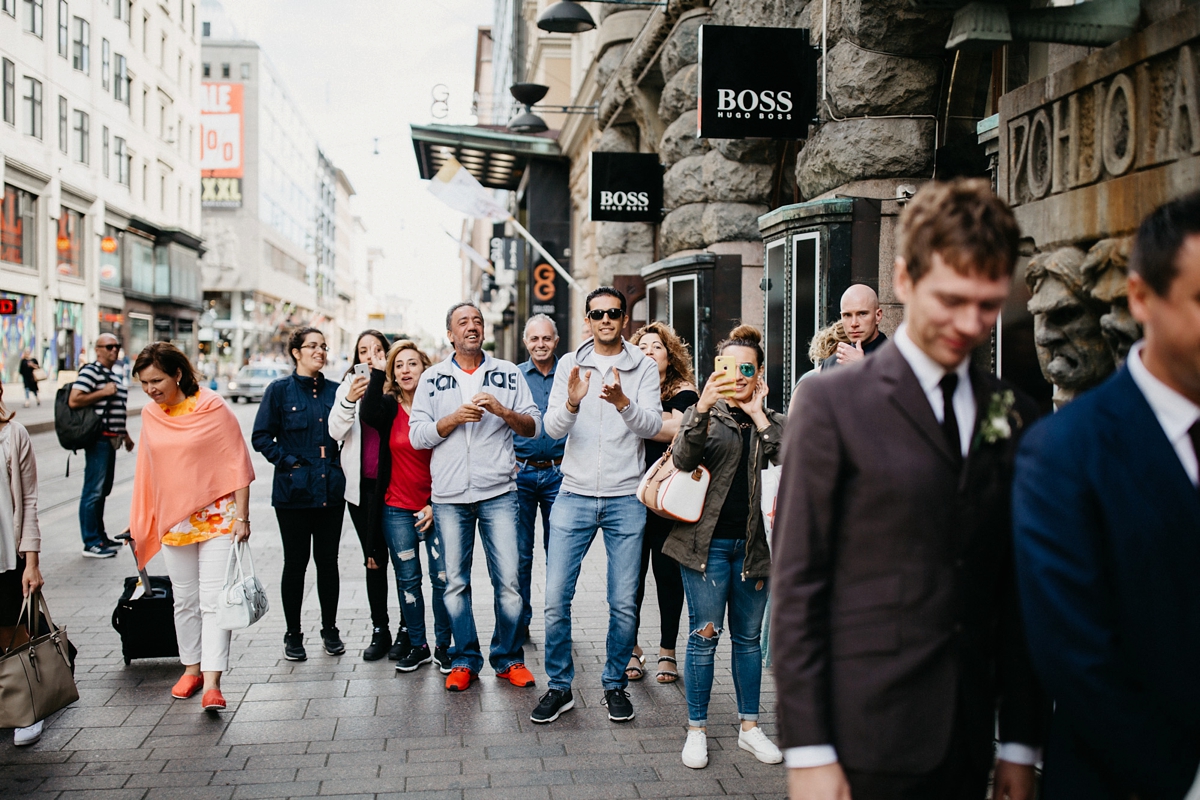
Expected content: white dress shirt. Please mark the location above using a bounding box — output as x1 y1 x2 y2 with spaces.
1127 341 1200 487
783 324 1038 770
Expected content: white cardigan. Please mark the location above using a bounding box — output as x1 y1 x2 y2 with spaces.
0 421 40 573
329 379 367 506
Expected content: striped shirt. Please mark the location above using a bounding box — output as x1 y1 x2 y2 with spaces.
73 363 128 435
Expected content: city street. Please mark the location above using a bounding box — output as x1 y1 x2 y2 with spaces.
0 397 786 799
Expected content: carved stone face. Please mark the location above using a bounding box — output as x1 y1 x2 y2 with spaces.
1026 248 1114 392
1081 237 1142 368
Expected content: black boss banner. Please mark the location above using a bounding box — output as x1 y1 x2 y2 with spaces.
589 152 664 223
698 25 819 140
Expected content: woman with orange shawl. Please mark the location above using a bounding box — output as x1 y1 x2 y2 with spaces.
128 343 255 712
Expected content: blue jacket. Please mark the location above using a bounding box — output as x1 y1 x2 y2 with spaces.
1013 366 1200 799
252 371 346 509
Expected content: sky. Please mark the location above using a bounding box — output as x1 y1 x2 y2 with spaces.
213 0 493 338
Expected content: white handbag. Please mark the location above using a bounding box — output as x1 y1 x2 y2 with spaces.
637 447 711 524
215 541 269 631
759 462 783 553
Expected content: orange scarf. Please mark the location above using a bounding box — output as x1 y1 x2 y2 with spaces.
128 388 255 568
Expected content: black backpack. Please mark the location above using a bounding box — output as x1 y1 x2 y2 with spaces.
55 384 104 452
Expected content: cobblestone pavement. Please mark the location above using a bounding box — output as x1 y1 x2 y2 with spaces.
0 400 786 799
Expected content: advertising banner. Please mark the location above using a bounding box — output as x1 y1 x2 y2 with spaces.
698 25 819 140
589 152 663 222
201 82 244 207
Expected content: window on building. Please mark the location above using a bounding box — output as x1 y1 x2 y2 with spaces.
201 20 209 37
190 3 195 36
158 100 165 139
141 158 146 200
159 32 166 67
57 95 67 152
114 136 128 185
99 224 122 287
141 12 148 54
187 63 192 95
56 1 67 57
176 50 182 82
56 208 82 278
1 184 37 268
114 53 128 103
201 61 209 78
72 109 88 163
141 86 147 129
23 0 42 37
159 174 165 211
129 235 153 293
22 77 41 139
101 38 110 89
240 62 249 80
221 62 229 78
2 0 14 18
72 17 89 73
2 60 13 126
102 125 109 176
176 114 182 151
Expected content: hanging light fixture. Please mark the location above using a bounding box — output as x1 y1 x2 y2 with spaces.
536 0 596 33
507 83 550 134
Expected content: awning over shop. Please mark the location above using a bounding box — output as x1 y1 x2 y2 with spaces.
410 124 562 190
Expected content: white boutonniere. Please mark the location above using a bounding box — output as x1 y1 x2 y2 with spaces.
975 390 1020 446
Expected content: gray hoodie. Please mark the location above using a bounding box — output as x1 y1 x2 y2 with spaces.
409 352 542 504
543 339 663 497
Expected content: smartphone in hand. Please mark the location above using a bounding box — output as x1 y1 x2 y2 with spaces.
353 362 370 378
714 355 737 397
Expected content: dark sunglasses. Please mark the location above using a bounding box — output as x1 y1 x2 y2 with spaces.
99 344 120 351
586 308 624 321
737 362 757 378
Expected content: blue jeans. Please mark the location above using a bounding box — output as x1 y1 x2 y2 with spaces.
544 491 645 692
382 505 450 650
79 438 117 548
433 493 525 674
680 538 770 728
515 463 562 630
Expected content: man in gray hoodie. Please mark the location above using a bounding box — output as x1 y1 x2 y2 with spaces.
409 302 542 693
530 287 663 725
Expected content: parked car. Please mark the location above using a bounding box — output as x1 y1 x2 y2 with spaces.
226 364 290 403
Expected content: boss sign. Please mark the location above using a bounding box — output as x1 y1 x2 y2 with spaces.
200 82 244 178
590 152 663 222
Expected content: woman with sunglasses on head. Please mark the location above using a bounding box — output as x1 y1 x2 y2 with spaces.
252 327 347 663
629 322 697 684
329 330 411 662
128 343 255 712
661 325 786 771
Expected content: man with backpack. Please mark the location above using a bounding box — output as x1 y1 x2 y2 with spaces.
69 334 133 558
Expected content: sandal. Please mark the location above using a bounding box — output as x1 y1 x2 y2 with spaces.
626 653 646 681
656 656 679 684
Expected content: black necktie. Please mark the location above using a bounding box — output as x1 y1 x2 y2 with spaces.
1189 421 1200 491
940 373 962 462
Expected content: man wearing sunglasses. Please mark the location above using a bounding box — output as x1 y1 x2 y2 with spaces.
69 333 134 558
531 287 663 725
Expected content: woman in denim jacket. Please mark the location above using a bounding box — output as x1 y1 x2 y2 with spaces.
252 327 347 662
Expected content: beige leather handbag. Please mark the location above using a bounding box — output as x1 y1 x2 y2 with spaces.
0 590 79 728
636 447 711 524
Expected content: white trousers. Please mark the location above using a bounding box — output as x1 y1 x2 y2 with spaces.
161 534 233 673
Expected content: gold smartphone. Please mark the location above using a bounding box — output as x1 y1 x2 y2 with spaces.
714 355 737 397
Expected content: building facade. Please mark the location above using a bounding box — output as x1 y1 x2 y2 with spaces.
1 0 204 382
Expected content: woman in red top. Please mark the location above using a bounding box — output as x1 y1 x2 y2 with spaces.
359 340 450 674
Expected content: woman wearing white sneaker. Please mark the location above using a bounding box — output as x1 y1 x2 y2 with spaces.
0 385 48 746
661 326 785 770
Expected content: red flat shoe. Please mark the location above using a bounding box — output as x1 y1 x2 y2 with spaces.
171 674 204 700
201 689 226 711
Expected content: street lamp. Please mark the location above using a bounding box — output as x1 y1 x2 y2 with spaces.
536 0 666 34
507 83 550 134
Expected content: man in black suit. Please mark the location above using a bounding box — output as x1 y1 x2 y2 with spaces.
820 284 889 371
1013 191 1200 799
772 179 1044 800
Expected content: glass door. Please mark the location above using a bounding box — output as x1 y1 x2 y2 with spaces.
669 275 699 381
763 240 787 412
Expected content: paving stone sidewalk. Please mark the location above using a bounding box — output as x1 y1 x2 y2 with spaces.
0 405 787 799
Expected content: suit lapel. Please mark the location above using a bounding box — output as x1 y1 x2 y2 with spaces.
879 344 961 468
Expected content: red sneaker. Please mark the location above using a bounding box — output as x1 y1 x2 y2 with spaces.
445 667 477 692
201 689 226 711
171 674 204 700
496 663 536 688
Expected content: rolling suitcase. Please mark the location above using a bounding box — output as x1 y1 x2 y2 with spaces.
110 532 180 665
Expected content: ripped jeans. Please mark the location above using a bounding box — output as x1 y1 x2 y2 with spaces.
382 505 450 650
679 538 770 728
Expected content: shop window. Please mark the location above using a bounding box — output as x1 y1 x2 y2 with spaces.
99 224 121 288
154 244 169 295
55 208 82 278
128 313 151 355
1 184 37 268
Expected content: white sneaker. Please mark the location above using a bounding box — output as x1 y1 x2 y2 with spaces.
14 720 43 747
682 728 708 769
738 725 783 764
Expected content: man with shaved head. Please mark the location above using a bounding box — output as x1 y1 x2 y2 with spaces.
70 333 134 558
821 284 888 371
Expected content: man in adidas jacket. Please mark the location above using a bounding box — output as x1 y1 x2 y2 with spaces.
529 287 663 726
409 302 542 692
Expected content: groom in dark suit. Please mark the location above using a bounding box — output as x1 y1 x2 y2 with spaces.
772 179 1044 800
1013 191 1200 799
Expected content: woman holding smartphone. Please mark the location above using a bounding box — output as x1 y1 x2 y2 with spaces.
662 325 786 770
359 340 451 674
330 329 410 662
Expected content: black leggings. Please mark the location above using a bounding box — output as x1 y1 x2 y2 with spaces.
346 478 391 630
276 503 345 634
634 519 685 651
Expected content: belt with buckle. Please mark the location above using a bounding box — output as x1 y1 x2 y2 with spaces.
517 457 562 469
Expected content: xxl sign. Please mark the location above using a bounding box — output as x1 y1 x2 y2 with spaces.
698 25 819 140
998 9 1200 246
589 152 663 222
